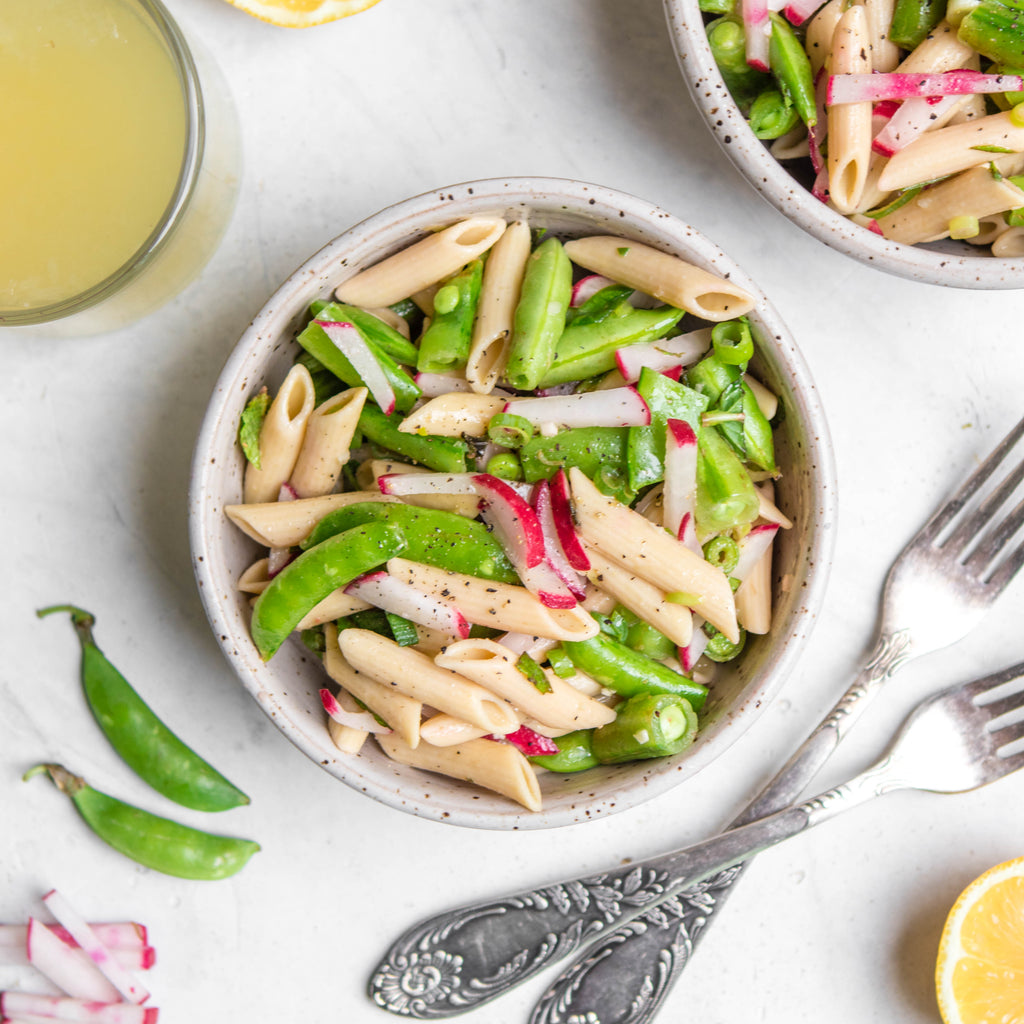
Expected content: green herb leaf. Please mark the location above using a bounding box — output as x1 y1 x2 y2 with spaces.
238 388 269 469
517 653 551 693
971 144 1016 153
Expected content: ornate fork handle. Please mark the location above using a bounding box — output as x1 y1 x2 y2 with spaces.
369 631 911 1020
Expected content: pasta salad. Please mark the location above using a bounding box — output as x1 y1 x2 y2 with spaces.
226 217 791 812
705 0 1024 252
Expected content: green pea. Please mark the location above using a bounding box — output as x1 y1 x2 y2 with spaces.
486 453 524 480
703 535 740 574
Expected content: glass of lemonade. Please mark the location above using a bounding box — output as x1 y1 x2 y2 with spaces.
1 0 239 334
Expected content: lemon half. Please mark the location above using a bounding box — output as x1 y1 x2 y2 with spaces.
225 0 381 28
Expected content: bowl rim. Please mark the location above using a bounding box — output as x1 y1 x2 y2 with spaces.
662 0 1024 289
189 175 838 829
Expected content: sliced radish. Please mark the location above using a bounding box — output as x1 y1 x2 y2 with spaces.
40 890 147 1005
345 571 471 637
314 320 396 415
867 219 884 235
488 725 560 757
472 474 546 569
662 419 700 552
742 0 771 71
413 372 472 397
534 382 579 397
0 993 157 1023
548 470 590 571
828 70 1022 105
378 472 480 498
0 923 147 950
732 523 780 583
26 919 120 1003
871 94 959 156
535 482 587 600
614 329 712 383
782 0 827 24
319 689 391 733
504 387 651 429
680 620 709 673
570 274 616 306
809 68 828 175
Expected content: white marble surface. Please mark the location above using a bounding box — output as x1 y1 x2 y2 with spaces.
3 0 1024 1021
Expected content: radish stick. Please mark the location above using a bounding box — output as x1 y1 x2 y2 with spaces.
0 993 157 1023
40 892 147 1005
315 320 397 415
613 329 711 383
504 387 650 429
0 925 146 950
345 571 471 637
828 70 1022 105
319 688 391 733
25 920 120 1004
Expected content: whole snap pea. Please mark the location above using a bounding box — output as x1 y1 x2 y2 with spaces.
358 404 469 474
315 301 419 367
768 14 817 128
528 730 600 773
748 88 800 140
591 693 699 763
252 521 408 660
301 502 519 584
417 259 484 373
24 764 259 881
564 282 634 326
37 605 249 813
504 237 573 391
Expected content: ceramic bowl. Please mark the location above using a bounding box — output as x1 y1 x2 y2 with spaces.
189 177 837 829
664 0 1024 288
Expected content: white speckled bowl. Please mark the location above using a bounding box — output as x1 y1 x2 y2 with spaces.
664 0 1024 288
189 177 836 830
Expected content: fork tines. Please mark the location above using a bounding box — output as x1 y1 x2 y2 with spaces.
965 659 1024 755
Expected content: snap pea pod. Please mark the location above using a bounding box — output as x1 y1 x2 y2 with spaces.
696 426 760 535
711 317 755 365
707 16 772 110
563 631 708 710
252 522 408 660
518 427 635 504
768 14 817 128
37 605 249 813
625 619 676 661
25 764 259 881
504 238 573 391
538 306 686 387
564 283 634 326
417 259 483 374
301 502 520 584
358 404 469 473
959 0 1024 64
591 694 699 763
316 301 419 367
487 412 536 449
296 318 420 414
891 0 949 49
749 89 800 139
528 730 600 773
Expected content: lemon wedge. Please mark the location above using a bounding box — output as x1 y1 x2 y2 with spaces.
224 0 381 28
936 856 1024 1024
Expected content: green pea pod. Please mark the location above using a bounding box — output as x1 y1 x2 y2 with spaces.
768 14 817 128
591 693 699 764
695 426 759 534
564 283 634 326
518 427 635 504
749 88 799 139
25 764 259 881
891 0 949 50
359 404 469 473
487 412 536 449
316 302 419 367
504 238 573 390
36 606 249 813
687 349 741 404
417 259 484 373
711 318 754 365
252 522 408 660
301 502 520 584
625 619 676 661
528 730 600 772
539 306 685 387
485 453 524 481
707 17 773 110
563 631 707 710
296 318 421 414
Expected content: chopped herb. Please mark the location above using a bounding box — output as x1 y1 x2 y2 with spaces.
864 185 924 220
517 653 551 693
617 246 631 256
991 161 1005 181
971 145 1016 153
546 645 577 678
238 388 269 469
385 612 419 647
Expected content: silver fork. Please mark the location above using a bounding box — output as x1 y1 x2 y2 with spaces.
368 415 1024 1022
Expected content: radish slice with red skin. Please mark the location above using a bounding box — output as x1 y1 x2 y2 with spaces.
266 483 298 576
680 620 709 673
40 891 147 1005
518 558 579 608
0 924 147 951
548 470 590 571
871 94 958 156
487 725 560 757
782 0 826 24
732 524 780 582
25 920 120 1004
570 274 616 306
0 993 158 1024
472 474 546 569
0 944 154 972
345 571 471 637
828 70 1022 105
809 68 828 175
534 382 578 397
662 419 699 549
319 689 391 734
614 329 711 383
742 0 771 70
413 372 472 397
535 482 587 600
314 320 396 415
504 387 651 429
378 472 479 498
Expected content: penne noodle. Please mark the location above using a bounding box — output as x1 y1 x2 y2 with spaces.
992 225 1024 257
365 305 411 339
756 483 794 529
386 558 601 641
243 363 316 504
895 20 975 74
338 629 521 736
225 491 398 548
289 387 367 498
827 5 874 215
238 557 271 594
334 218 508 308
397 392 505 437
858 0 900 71
965 214 1014 247
806 0 844 75
418 713 491 747
562 236 754 321
466 219 531 394
412 623 461 655
295 590 372 631
736 541 774 635
355 459 481 517
435 639 617 731
544 666 606 698
326 687 371 754
743 373 778 420
568 468 739 642
583 546 694 647
323 625 422 748
377 732 542 813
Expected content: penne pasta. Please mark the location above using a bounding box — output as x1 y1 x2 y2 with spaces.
238 557 271 594
243 363 316 504
377 732 542 812
435 639 617 731
895 20 975 74
289 387 367 498
326 688 371 754
858 0 900 71
397 392 505 437
806 0 844 75
466 219 531 394
295 590 372 631
563 236 755 321
386 557 601 641
334 218 508 308
418 713 491 747
743 373 778 421
756 483 794 529
338 629 521 736
992 226 1024 257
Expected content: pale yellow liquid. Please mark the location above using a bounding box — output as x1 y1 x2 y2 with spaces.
0 0 189 313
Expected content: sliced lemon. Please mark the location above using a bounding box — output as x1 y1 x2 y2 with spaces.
936 856 1024 1024
224 0 382 28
